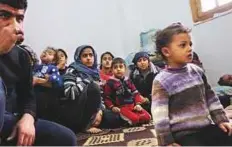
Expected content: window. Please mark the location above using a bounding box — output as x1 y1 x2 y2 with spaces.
190 0 232 23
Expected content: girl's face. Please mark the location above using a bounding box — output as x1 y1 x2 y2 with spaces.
101 54 113 69
162 33 192 68
136 57 149 71
57 51 67 64
80 48 94 67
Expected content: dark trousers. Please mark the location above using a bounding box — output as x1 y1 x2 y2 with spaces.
57 82 101 133
141 103 151 114
34 86 59 121
0 112 77 146
100 109 126 129
218 95 231 108
175 124 232 146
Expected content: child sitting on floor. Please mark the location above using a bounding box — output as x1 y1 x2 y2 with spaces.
103 57 151 126
61 45 104 134
99 51 114 84
152 22 232 146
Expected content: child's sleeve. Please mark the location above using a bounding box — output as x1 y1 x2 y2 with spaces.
33 64 42 76
63 67 88 100
202 74 230 124
151 80 174 146
48 66 63 88
103 80 115 109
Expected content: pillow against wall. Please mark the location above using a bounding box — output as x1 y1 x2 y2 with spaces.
140 29 157 53
213 86 232 96
140 29 166 69
124 29 165 70
124 52 136 67
149 52 166 69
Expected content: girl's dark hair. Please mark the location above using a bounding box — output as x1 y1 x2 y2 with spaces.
155 22 191 58
193 51 199 61
111 57 126 68
57 48 68 59
100 52 114 69
0 0 28 10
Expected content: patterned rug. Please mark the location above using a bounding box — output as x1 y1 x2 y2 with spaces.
76 121 158 146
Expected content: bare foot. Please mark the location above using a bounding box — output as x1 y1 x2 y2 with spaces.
86 127 102 134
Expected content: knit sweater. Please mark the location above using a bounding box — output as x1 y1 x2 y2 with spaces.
151 63 229 146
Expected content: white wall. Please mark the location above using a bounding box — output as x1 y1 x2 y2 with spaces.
192 14 232 86
24 0 192 63
24 0 231 86
24 0 125 63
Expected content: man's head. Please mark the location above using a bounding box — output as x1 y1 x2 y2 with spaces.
155 22 192 68
111 57 127 79
40 47 57 64
0 0 27 10
218 74 232 86
0 0 27 54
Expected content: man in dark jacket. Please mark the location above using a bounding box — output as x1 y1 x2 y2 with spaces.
0 0 77 146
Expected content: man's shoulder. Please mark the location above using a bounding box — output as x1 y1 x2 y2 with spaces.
5 45 29 61
15 45 30 57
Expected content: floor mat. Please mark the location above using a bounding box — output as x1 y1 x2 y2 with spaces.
77 121 158 146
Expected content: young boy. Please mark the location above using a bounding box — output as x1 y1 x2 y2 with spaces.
33 47 62 87
104 57 151 125
130 51 160 114
152 22 232 146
